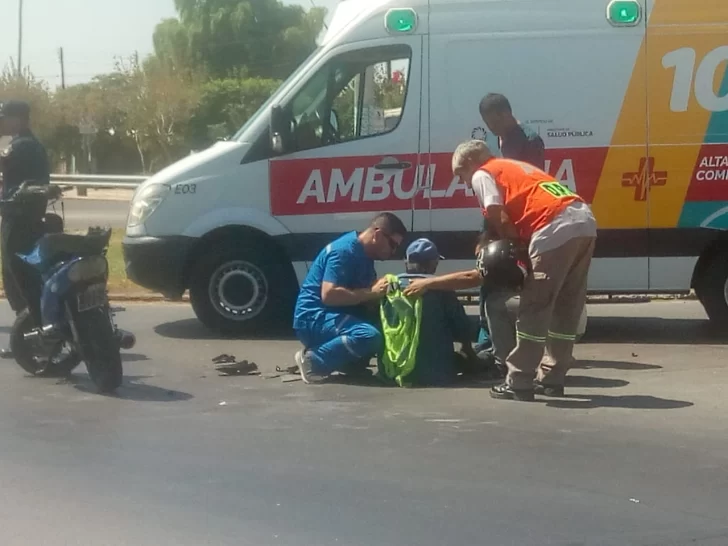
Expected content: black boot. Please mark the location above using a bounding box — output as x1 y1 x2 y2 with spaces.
490 382 535 402
533 381 565 397
0 347 13 359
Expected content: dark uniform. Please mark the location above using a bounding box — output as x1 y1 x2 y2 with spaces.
499 122 546 169
0 101 50 313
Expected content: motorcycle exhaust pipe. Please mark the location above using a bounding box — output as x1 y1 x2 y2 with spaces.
116 329 136 350
23 324 58 342
23 329 42 342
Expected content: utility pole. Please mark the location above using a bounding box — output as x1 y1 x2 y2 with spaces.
17 0 24 77
58 47 66 89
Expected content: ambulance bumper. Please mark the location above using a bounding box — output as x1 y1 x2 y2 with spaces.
122 235 195 299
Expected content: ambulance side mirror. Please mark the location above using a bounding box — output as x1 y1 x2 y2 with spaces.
269 105 288 155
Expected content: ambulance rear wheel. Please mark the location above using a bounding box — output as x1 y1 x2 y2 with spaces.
189 242 296 335
696 253 728 327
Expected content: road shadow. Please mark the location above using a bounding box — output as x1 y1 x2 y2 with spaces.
121 353 149 363
565 375 630 389
581 316 728 345
154 319 296 341
545 394 693 410
323 374 396 388
573 359 662 371
72 375 194 402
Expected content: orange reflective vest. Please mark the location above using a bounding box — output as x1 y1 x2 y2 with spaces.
479 158 583 240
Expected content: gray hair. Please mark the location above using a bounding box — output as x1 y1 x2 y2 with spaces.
451 140 492 173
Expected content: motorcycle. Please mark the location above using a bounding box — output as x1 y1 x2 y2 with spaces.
1 182 135 393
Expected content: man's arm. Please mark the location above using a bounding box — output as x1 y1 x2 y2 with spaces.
484 204 520 241
402 269 481 297
321 279 387 306
471 171 520 241
320 250 388 306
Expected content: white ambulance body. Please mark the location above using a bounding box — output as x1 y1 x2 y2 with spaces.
123 0 728 333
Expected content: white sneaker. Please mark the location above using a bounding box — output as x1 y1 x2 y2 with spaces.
295 349 323 384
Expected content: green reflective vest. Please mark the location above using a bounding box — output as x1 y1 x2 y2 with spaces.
378 274 423 387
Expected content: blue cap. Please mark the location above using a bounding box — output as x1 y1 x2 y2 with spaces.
405 238 443 264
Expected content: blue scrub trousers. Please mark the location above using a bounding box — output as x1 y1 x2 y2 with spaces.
295 312 383 375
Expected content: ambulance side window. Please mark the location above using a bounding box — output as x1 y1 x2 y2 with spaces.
285 44 412 153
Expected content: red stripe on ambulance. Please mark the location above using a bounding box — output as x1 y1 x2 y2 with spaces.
269 149 607 216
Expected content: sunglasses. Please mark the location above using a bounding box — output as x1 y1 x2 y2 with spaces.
379 229 401 252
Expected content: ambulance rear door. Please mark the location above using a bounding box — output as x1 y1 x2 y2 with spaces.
644 0 728 291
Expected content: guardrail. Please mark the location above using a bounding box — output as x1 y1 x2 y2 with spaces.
51 174 147 189
50 174 147 196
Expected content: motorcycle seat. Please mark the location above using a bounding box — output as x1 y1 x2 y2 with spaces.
36 228 112 264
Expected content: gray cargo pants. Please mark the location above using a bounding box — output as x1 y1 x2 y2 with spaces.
505 236 596 390
484 289 517 368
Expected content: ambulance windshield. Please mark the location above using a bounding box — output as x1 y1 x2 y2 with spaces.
232 46 322 142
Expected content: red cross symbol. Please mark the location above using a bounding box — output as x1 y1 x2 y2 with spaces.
621 157 667 201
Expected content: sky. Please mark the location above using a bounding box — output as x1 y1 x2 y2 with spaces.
0 0 339 88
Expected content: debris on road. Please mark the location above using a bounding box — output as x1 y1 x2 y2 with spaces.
262 364 302 382
212 354 236 364
212 354 260 376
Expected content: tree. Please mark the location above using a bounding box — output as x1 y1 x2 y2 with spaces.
113 56 202 173
153 18 195 73
0 68 61 166
51 73 138 174
154 0 326 80
189 76 281 148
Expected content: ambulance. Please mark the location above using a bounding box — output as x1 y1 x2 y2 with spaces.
123 0 728 334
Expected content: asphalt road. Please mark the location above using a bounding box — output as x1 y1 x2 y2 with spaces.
0 300 727 545
54 198 130 231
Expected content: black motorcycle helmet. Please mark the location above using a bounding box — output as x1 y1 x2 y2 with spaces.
476 239 529 292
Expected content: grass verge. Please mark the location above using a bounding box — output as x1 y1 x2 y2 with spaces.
0 229 153 296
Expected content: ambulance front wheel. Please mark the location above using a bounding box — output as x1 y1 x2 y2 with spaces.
189 242 297 335
695 253 728 327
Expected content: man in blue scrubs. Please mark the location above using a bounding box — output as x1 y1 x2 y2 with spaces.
294 212 408 384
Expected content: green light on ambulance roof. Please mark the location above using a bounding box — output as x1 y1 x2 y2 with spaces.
607 0 641 26
385 8 418 34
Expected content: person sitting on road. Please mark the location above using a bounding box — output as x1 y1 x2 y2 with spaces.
293 212 407 384
393 238 491 386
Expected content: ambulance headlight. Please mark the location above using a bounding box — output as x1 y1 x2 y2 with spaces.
127 184 170 227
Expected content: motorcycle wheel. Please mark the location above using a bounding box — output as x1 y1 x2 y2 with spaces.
75 307 123 393
9 309 81 377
